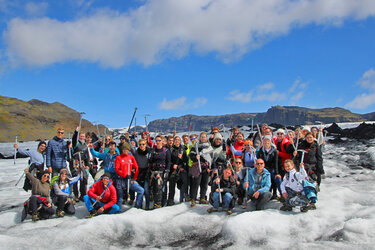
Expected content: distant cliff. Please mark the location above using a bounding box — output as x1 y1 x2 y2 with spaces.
0 96 106 142
148 106 367 132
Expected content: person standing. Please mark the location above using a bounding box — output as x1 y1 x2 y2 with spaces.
46 128 70 177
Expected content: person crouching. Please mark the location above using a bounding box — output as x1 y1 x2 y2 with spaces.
207 166 236 215
22 169 55 222
279 159 316 212
51 168 81 217
83 173 119 217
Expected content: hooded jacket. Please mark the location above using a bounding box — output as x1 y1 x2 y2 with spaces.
243 168 271 195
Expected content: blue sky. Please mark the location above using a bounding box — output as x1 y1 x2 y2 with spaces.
0 0 375 128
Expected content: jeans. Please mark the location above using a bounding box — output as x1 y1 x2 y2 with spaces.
114 176 144 209
212 192 232 209
83 195 120 214
269 169 282 196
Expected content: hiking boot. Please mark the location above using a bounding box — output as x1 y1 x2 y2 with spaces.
128 199 134 206
278 196 285 203
271 193 278 200
79 196 84 202
207 207 218 213
185 196 191 202
224 209 232 215
74 197 80 203
191 200 196 207
310 203 316 210
153 203 162 209
280 204 292 211
199 198 209 204
237 198 243 205
32 214 39 222
56 210 65 218
167 200 175 206
300 205 310 213
242 204 247 209
86 210 98 218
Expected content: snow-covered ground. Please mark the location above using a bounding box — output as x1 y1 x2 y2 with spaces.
0 137 375 249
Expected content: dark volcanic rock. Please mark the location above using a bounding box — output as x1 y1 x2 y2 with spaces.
343 122 375 139
325 123 343 135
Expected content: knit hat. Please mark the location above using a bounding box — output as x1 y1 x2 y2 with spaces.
121 142 131 151
276 128 285 135
263 135 273 142
120 135 126 140
302 126 310 132
213 133 223 141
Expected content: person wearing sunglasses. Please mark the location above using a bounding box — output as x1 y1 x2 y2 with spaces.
21 169 55 222
46 128 71 177
243 159 272 211
84 173 119 217
149 135 171 209
131 139 152 209
273 129 294 173
89 141 119 180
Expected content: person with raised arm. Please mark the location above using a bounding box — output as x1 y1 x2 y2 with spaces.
14 141 47 191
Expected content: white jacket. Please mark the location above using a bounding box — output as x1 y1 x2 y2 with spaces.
280 167 308 194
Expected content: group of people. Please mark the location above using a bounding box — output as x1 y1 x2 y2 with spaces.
15 123 324 221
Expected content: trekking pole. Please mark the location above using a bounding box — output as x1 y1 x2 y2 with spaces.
285 127 296 151
15 172 25 186
127 162 131 198
295 128 301 152
14 135 18 165
256 124 264 147
194 141 202 173
243 167 249 207
217 172 222 204
128 107 138 132
251 118 254 134
77 112 86 145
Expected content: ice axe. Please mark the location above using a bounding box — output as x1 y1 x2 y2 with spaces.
297 149 308 164
14 135 18 165
77 112 86 145
128 107 138 132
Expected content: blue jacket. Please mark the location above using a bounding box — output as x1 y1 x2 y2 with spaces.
90 148 119 174
46 136 68 169
243 168 271 195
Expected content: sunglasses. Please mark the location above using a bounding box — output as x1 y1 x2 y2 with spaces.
139 143 146 146
235 162 242 164
102 177 110 180
155 140 162 142
257 162 264 165
277 133 283 135
57 132 64 134
42 174 50 178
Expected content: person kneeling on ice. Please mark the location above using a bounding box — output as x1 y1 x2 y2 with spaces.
243 159 272 211
84 173 119 217
22 169 55 222
279 159 316 212
207 166 236 215
51 168 81 217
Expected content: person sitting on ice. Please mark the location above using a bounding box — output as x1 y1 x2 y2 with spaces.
14 141 47 191
207 166 236 215
243 158 272 211
21 168 55 222
83 173 119 217
51 168 81 217
279 159 316 212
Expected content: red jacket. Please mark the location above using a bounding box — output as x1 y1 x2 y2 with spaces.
273 137 292 166
115 153 139 180
88 180 117 210
227 140 244 158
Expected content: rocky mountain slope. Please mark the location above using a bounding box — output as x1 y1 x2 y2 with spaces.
0 96 106 142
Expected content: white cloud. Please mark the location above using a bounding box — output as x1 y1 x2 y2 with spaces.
346 68 375 109
25 2 48 17
227 90 252 103
253 91 286 102
3 0 375 68
159 96 207 110
159 97 186 110
346 92 375 109
258 82 274 90
191 97 208 108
